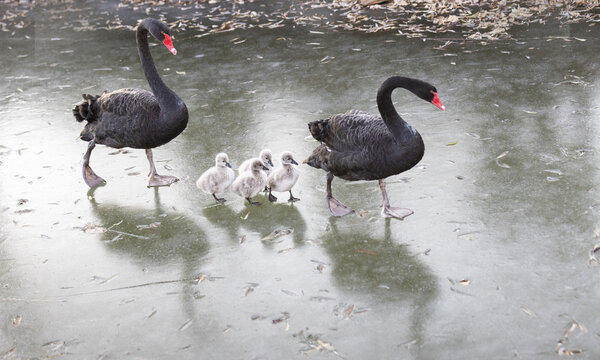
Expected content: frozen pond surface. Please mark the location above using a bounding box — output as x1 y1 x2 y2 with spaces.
1 2 600 359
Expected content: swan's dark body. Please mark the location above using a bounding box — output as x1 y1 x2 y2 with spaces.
72 18 188 188
304 76 444 218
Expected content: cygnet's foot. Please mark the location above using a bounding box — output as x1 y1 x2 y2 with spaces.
327 196 354 217
83 166 106 188
288 196 300 203
147 174 179 188
247 198 262 206
381 205 413 220
213 195 227 203
268 193 278 202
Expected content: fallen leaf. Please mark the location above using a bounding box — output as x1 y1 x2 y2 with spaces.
83 223 107 234
496 151 509 159
178 319 193 332
520 306 536 318
563 320 586 338
146 309 157 319
136 222 160 230
261 228 293 241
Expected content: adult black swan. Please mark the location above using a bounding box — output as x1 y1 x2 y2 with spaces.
72 18 188 188
304 76 445 219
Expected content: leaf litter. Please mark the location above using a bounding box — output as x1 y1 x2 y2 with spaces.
556 320 586 355
11 0 598 42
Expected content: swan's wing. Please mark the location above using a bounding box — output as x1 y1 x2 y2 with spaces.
310 111 392 152
88 89 161 148
99 88 160 117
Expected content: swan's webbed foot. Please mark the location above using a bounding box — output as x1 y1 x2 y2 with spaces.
288 191 300 203
147 174 179 188
83 165 106 188
268 191 277 202
327 196 354 217
213 194 227 203
247 197 262 206
381 205 413 220
82 140 105 188
145 149 178 187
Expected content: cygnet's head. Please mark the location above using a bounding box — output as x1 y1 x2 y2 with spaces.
251 158 269 172
280 151 298 166
259 149 274 167
215 152 232 168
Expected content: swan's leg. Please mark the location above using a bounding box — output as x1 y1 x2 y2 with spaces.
212 193 226 203
379 179 413 220
246 197 261 206
326 172 353 216
82 140 106 188
146 149 179 187
288 190 300 203
268 188 278 202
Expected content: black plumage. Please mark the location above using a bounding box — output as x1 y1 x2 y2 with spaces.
72 18 188 188
304 76 445 218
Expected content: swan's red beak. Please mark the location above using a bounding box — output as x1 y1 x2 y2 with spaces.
162 33 177 55
432 92 445 111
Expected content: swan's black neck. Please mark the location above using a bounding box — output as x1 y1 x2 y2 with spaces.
136 25 182 114
377 76 422 143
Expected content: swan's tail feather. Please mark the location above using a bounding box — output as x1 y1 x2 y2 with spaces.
303 144 329 171
72 93 101 123
308 119 329 143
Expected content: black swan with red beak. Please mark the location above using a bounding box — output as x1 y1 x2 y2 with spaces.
304 76 445 219
72 18 188 188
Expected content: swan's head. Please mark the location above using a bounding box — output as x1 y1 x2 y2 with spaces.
251 159 269 173
215 152 232 168
141 18 177 55
416 82 445 111
280 152 298 166
259 149 274 168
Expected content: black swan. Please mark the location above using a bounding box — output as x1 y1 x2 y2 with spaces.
304 76 445 219
72 18 188 188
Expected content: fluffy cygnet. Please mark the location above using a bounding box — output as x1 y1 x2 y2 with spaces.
267 152 300 203
231 159 268 206
196 152 235 203
237 148 274 174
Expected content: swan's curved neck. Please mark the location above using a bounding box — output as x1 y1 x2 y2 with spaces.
376 77 418 142
136 26 180 111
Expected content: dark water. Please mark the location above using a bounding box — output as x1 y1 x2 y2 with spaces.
1 2 599 359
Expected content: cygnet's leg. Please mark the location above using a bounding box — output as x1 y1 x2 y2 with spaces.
212 193 226 203
82 140 106 188
379 179 413 220
326 172 353 216
268 188 278 202
288 190 300 203
146 149 179 187
246 197 261 206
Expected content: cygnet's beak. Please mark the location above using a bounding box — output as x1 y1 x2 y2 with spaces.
291 159 298 165
268 160 274 167
226 162 232 168
262 165 269 171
